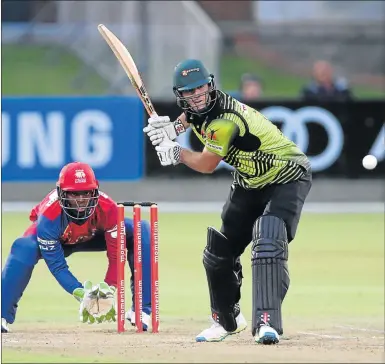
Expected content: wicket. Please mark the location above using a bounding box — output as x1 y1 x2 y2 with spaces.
116 201 159 334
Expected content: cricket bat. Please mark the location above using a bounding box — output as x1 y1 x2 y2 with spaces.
98 24 158 118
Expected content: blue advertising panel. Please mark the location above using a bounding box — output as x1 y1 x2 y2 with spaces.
2 96 144 181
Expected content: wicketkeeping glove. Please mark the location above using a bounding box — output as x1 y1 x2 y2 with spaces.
94 282 116 323
73 281 99 324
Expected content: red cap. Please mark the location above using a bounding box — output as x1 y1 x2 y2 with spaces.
56 162 99 192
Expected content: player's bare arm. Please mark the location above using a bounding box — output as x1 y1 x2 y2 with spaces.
179 147 222 173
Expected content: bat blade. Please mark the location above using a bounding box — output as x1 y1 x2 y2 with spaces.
98 24 157 117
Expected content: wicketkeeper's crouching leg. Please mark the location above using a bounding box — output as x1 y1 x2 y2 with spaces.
124 217 152 331
1 235 113 332
1 236 40 332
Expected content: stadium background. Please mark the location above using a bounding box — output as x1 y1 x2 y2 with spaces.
2 0 384 204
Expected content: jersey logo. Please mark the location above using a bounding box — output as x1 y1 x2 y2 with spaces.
239 102 248 112
181 68 199 76
208 129 218 141
107 225 117 239
99 191 109 199
37 237 57 251
61 225 97 245
206 143 223 152
75 169 86 184
46 190 58 207
201 128 218 141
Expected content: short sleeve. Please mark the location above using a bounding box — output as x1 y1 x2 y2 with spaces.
204 119 239 157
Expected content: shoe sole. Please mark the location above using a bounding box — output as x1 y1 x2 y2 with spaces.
256 332 279 345
195 324 247 342
196 335 227 342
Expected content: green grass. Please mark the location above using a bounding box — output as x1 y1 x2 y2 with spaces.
1 212 383 319
1 212 384 362
2 44 108 96
221 54 385 99
2 45 383 98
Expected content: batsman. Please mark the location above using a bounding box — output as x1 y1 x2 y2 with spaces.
144 59 312 344
1 162 153 333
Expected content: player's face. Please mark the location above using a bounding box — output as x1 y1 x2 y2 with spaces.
182 84 209 111
66 191 93 211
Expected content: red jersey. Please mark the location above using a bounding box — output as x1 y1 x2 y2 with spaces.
25 189 119 293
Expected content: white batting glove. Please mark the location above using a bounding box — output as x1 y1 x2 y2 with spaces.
155 139 182 166
143 116 186 146
148 115 172 128
143 126 172 146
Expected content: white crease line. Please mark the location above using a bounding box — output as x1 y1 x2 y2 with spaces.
297 331 348 339
335 325 385 334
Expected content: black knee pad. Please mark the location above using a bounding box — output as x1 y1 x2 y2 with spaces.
252 214 288 260
203 227 242 332
251 215 290 335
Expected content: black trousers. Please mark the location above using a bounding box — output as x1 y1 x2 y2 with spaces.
220 170 312 258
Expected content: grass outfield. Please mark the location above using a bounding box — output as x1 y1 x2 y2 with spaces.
2 212 384 363
2 45 107 96
2 45 384 99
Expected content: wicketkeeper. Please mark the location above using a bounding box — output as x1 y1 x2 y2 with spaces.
144 59 312 344
1 162 152 333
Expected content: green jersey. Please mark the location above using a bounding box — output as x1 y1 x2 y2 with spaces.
186 91 311 189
